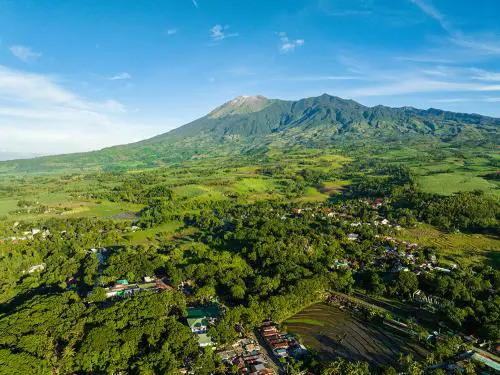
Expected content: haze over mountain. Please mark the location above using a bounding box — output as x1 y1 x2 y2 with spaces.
1 94 498 174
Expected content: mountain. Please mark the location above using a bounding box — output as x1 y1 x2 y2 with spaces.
1 94 499 173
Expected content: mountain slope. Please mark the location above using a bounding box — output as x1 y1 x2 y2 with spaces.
1 94 499 173
148 93 499 142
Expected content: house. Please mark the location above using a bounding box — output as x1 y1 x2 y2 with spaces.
197 333 214 348
332 260 350 269
106 281 130 298
471 351 500 372
27 263 45 273
187 317 209 334
155 279 174 291
186 305 221 347
434 267 452 274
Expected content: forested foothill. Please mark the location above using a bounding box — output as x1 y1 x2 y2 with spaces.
0 146 498 374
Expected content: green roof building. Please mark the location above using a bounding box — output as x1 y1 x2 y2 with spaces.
186 305 221 347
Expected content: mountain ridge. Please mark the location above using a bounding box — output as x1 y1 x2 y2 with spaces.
1 93 499 173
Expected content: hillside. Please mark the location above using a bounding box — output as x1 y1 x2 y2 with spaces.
1 94 499 174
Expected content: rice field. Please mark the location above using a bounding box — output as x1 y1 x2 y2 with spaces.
399 224 500 267
284 303 429 366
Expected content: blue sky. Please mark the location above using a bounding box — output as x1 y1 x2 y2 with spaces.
0 0 499 154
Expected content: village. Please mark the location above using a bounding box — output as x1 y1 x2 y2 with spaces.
92 276 307 374
3 198 499 374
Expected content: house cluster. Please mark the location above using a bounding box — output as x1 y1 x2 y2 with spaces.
288 202 401 235
217 338 275 375
2 227 51 243
372 235 456 275
260 321 307 360
186 305 221 347
445 347 500 374
413 290 449 309
104 277 173 298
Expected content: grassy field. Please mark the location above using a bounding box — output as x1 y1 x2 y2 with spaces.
126 221 183 244
374 145 498 196
398 224 500 267
418 172 498 195
284 303 428 366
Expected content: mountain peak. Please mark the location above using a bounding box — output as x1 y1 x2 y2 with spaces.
231 94 268 102
209 95 271 118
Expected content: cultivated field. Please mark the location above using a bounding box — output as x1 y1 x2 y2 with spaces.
285 303 428 366
399 224 500 268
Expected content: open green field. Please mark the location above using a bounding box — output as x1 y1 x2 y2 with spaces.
399 224 500 267
126 221 183 244
284 303 429 366
418 172 498 195
374 145 498 196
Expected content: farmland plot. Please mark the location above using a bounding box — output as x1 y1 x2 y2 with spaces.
285 303 428 366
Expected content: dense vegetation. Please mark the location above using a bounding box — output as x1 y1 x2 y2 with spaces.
0 173 498 373
0 94 498 373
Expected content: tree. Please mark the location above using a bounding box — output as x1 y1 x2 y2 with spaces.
230 284 246 300
87 287 107 303
321 358 370 375
391 271 418 299
195 284 216 303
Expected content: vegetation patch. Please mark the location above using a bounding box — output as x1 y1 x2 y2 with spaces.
418 172 498 195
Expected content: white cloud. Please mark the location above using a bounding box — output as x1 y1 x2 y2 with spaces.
410 0 500 55
9 45 42 63
109 72 131 80
410 0 447 29
345 79 500 97
278 32 305 53
396 55 455 64
192 0 199 8
0 66 77 105
166 28 178 36
431 96 500 103
431 98 471 103
210 25 238 41
451 36 500 54
0 65 126 112
469 68 500 82
282 75 364 82
0 65 147 154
